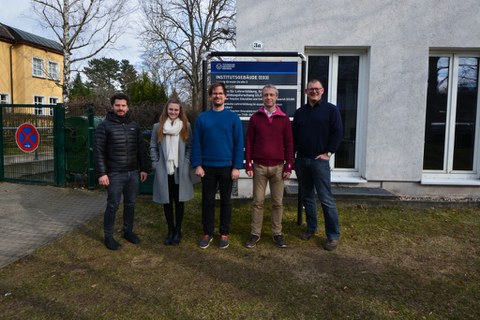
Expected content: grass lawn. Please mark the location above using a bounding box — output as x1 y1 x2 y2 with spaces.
0 191 479 319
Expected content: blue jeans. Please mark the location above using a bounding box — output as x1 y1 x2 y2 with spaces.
201 166 233 236
295 157 340 240
104 170 140 239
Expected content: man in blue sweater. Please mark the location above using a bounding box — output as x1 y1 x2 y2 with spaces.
192 82 244 249
293 79 343 251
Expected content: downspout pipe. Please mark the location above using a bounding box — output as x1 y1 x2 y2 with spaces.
9 43 15 104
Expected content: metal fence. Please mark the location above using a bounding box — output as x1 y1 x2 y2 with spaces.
1 103 156 192
0 104 65 186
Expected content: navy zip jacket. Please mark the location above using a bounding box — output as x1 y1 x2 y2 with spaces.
94 111 147 177
292 99 343 158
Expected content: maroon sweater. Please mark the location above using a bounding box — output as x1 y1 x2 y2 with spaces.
245 106 294 173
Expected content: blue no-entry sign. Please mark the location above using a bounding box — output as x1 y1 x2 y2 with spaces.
15 123 40 153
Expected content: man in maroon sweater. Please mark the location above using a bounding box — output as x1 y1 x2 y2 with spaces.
244 84 294 248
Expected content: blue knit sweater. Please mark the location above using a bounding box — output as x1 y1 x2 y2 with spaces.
191 108 244 168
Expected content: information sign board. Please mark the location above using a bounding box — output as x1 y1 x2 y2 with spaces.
211 61 299 117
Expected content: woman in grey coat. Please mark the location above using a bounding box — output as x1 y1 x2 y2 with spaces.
150 98 194 245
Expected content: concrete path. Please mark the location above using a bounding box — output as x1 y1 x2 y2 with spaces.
0 182 105 268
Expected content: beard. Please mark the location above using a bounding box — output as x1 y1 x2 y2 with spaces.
212 100 224 108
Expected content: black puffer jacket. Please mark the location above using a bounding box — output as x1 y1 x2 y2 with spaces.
94 111 147 177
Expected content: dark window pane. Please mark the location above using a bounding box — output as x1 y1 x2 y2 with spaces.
335 56 359 169
453 57 478 170
423 57 449 170
308 56 330 101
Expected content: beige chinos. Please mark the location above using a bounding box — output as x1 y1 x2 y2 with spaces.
251 164 284 236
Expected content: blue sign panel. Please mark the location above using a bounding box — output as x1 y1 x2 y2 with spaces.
210 61 299 117
211 61 298 85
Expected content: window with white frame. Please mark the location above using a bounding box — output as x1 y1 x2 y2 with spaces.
423 53 479 180
307 52 366 178
48 61 60 81
49 97 59 116
0 93 11 113
34 96 45 115
33 57 45 78
0 93 8 104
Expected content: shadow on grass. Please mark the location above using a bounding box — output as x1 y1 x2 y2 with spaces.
0 196 479 319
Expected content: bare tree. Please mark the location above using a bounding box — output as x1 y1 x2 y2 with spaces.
140 47 178 93
140 0 236 112
32 0 130 104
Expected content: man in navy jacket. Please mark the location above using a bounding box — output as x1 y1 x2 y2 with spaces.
293 79 343 251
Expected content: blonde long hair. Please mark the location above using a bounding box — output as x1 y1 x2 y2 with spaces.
157 98 189 142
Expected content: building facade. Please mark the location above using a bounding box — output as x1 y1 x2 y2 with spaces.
236 0 480 197
0 23 63 114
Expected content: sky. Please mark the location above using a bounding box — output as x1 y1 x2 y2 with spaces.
0 0 144 70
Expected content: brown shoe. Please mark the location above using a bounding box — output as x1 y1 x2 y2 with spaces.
323 239 338 251
301 231 315 240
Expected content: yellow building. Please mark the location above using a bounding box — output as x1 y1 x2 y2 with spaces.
0 22 63 114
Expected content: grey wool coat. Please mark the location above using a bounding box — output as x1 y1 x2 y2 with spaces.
149 122 194 204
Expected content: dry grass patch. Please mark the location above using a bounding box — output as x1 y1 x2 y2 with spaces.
0 194 479 319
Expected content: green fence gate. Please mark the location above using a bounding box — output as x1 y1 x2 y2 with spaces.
1 103 152 192
0 104 65 186
64 105 102 189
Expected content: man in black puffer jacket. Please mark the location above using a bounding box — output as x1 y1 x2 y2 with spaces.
94 92 148 250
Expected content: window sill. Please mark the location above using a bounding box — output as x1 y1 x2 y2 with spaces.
421 178 480 186
332 176 368 184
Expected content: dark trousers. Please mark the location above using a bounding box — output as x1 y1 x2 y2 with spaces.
296 157 340 240
201 166 233 236
104 170 139 239
163 174 184 232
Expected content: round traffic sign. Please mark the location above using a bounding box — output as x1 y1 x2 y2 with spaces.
15 123 40 153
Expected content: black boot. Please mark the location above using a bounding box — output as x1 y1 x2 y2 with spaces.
164 230 174 245
105 237 121 250
172 227 182 245
124 231 141 244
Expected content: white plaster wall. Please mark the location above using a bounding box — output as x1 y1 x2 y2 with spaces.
236 0 480 183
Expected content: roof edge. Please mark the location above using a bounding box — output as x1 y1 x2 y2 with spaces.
0 22 63 55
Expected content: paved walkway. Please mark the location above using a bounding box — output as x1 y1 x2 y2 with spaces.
0 182 105 268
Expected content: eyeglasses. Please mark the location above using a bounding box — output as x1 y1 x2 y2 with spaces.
306 87 323 92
